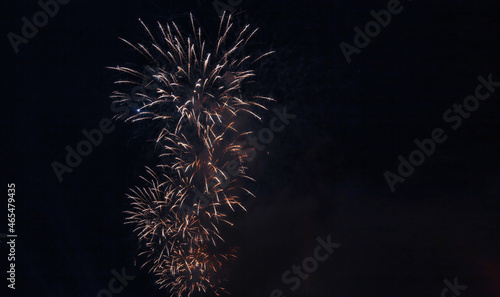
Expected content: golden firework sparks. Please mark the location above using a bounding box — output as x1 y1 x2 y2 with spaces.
111 12 273 296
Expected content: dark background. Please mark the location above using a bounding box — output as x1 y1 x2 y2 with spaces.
1 0 500 296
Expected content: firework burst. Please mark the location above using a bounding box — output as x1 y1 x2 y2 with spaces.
110 12 274 296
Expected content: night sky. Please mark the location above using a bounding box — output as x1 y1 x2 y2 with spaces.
2 0 500 296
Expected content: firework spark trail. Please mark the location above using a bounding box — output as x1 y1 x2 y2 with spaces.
111 13 273 296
